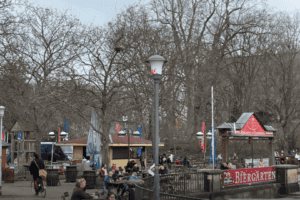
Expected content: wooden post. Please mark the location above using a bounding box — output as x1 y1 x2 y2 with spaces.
22 131 25 176
17 140 19 170
270 138 275 166
11 133 15 165
251 137 254 167
225 137 229 162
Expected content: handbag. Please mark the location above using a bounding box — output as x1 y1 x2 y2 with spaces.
34 160 47 178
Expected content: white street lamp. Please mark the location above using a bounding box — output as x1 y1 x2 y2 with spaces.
60 131 67 140
0 106 5 195
118 130 126 138
133 131 140 139
146 55 167 200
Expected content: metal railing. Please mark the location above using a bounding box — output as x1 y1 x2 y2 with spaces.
136 171 205 199
135 184 203 200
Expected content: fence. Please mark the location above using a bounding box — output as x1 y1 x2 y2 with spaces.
135 171 205 200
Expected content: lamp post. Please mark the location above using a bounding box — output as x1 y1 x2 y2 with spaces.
196 131 212 168
0 106 5 195
146 55 167 200
118 129 140 163
48 131 67 167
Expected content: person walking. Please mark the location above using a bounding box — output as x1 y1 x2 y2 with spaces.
29 153 45 195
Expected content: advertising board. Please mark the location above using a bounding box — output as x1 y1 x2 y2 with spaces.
222 167 276 186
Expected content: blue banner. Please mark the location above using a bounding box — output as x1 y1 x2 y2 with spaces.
209 134 216 164
63 120 69 133
137 126 142 156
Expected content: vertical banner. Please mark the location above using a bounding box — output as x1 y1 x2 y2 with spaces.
202 123 206 151
137 126 142 156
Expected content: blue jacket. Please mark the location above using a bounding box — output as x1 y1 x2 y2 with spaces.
103 175 113 187
126 176 139 190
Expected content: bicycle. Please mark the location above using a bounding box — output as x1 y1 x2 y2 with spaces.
31 179 46 198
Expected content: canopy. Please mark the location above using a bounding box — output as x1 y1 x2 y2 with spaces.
86 110 102 169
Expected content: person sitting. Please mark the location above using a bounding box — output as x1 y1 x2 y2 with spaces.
147 164 155 176
217 154 222 163
107 192 116 200
176 158 181 165
159 165 168 175
244 163 248 168
258 158 265 167
280 150 285 164
232 153 238 161
119 172 139 196
132 163 139 173
71 178 94 200
227 163 233 169
101 171 114 195
112 170 119 181
109 163 117 172
220 163 229 170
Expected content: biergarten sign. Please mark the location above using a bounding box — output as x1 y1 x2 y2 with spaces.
222 167 276 186
233 115 273 136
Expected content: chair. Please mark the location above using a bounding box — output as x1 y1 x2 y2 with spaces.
61 192 69 200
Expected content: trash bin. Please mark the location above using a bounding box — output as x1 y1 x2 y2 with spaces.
46 169 59 186
3 168 14 183
83 170 96 189
65 166 78 182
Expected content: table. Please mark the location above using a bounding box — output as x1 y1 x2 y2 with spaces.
106 181 127 196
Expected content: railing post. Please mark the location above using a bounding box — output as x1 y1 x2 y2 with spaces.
276 165 299 194
203 169 223 193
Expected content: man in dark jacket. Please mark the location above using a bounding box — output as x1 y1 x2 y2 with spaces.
71 178 94 200
29 153 45 195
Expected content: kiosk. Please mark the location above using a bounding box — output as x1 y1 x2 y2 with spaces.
216 112 277 167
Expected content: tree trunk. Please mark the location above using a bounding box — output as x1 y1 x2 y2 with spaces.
102 139 109 167
34 125 42 159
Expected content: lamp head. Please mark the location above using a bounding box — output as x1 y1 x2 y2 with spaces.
206 132 212 139
60 131 67 139
0 106 5 117
133 131 140 139
196 132 203 140
146 55 168 75
49 132 55 139
118 130 126 138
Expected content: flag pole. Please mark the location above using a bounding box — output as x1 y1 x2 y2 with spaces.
212 86 214 170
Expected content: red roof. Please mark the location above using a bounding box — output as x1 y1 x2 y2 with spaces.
56 134 152 145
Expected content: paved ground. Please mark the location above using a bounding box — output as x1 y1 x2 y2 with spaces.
1 176 107 200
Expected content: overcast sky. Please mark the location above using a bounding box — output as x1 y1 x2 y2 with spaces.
26 0 300 26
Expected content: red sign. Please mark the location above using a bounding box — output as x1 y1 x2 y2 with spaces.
222 167 276 186
234 115 273 136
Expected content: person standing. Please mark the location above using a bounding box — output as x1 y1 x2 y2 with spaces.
274 150 279 165
29 153 45 195
140 150 145 170
100 164 107 181
169 153 174 163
